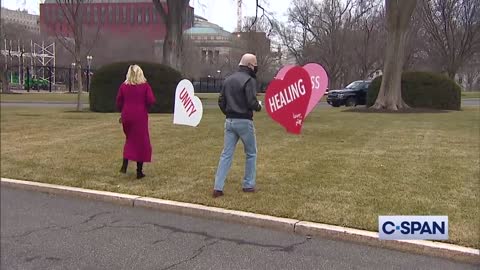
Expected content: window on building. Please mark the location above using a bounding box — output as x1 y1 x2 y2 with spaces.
208 50 214 64
57 8 63 23
215 50 220 63
46 8 50 23
122 6 127 24
130 6 135 24
101 7 106 23
152 8 158 23
94 7 98 23
137 7 143 24
201 50 207 63
86 6 90 23
145 8 150 24
79 6 85 23
109 6 113 23
116 6 120 24
44 8 49 23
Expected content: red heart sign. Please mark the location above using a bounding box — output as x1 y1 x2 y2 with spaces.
265 66 312 134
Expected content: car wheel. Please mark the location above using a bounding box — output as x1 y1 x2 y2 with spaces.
346 97 356 107
331 103 341 107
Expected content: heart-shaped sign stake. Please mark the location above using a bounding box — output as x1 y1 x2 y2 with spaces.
265 66 312 134
173 79 203 127
274 63 329 116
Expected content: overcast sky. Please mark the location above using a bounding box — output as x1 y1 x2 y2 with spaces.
1 0 291 32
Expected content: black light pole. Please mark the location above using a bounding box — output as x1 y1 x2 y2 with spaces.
86 55 93 92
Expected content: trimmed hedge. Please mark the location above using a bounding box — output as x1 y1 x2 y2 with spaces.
89 61 182 113
367 72 461 110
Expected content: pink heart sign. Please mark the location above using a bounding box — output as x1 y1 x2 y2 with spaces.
274 63 329 116
303 63 328 115
265 66 312 135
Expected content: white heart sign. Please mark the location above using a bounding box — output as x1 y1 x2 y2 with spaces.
173 79 203 127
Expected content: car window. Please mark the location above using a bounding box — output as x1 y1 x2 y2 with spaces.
346 81 363 89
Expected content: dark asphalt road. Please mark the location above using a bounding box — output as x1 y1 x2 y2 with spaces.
1 187 476 270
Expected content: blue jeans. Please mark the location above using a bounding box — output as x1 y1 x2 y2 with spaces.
214 118 257 191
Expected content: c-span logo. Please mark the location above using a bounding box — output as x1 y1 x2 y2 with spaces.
379 216 448 240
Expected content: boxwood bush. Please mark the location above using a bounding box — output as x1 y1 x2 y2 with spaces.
89 62 182 113
367 72 461 110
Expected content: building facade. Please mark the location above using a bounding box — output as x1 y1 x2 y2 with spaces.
183 16 235 65
181 15 275 80
1 8 40 33
39 0 194 41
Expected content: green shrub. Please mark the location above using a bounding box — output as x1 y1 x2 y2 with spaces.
89 61 182 113
367 72 461 110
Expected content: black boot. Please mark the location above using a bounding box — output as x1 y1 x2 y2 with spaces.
136 162 145 179
120 158 128 174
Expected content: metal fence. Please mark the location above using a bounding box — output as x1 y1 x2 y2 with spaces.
5 65 94 92
191 77 269 93
4 66 268 93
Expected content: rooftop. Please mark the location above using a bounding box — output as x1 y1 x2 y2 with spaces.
184 16 231 37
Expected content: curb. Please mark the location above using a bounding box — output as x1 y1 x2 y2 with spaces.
135 197 299 231
294 222 479 264
1 178 140 206
1 178 479 264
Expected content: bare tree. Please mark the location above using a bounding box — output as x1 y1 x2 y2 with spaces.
275 22 310 65
458 53 480 90
181 36 203 79
372 0 417 110
277 0 379 88
153 0 190 70
274 0 313 65
52 0 102 111
241 16 278 84
419 0 480 79
348 3 385 80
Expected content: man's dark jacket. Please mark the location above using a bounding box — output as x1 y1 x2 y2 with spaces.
218 66 262 120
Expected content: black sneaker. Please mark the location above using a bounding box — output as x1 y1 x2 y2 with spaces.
212 190 224 198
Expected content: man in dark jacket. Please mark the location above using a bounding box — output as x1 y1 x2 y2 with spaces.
213 53 262 198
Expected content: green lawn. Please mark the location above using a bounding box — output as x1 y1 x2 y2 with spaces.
1 106 479 248
1 91 477 103
0 93 89 103
462 91 480 99
197 93 266 102
197 93 221 100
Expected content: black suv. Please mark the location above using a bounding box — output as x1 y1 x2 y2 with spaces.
327 80 371 107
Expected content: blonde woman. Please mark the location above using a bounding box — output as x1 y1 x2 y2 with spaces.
116 65 156 179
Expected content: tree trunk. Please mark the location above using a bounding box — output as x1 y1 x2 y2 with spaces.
446 68 457 80
161 0 186 70
372 0 417 110
153 0 188 71
1 70 10 93
163 18 183 70
75 40 83 111
76 63 83 111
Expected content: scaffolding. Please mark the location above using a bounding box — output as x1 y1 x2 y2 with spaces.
1 39 56 86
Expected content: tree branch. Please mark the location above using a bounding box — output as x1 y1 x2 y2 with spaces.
153 0 168 25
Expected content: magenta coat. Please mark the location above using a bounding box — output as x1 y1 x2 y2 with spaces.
116 82 156 162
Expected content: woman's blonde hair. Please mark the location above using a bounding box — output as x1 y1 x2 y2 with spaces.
124 65 147 85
